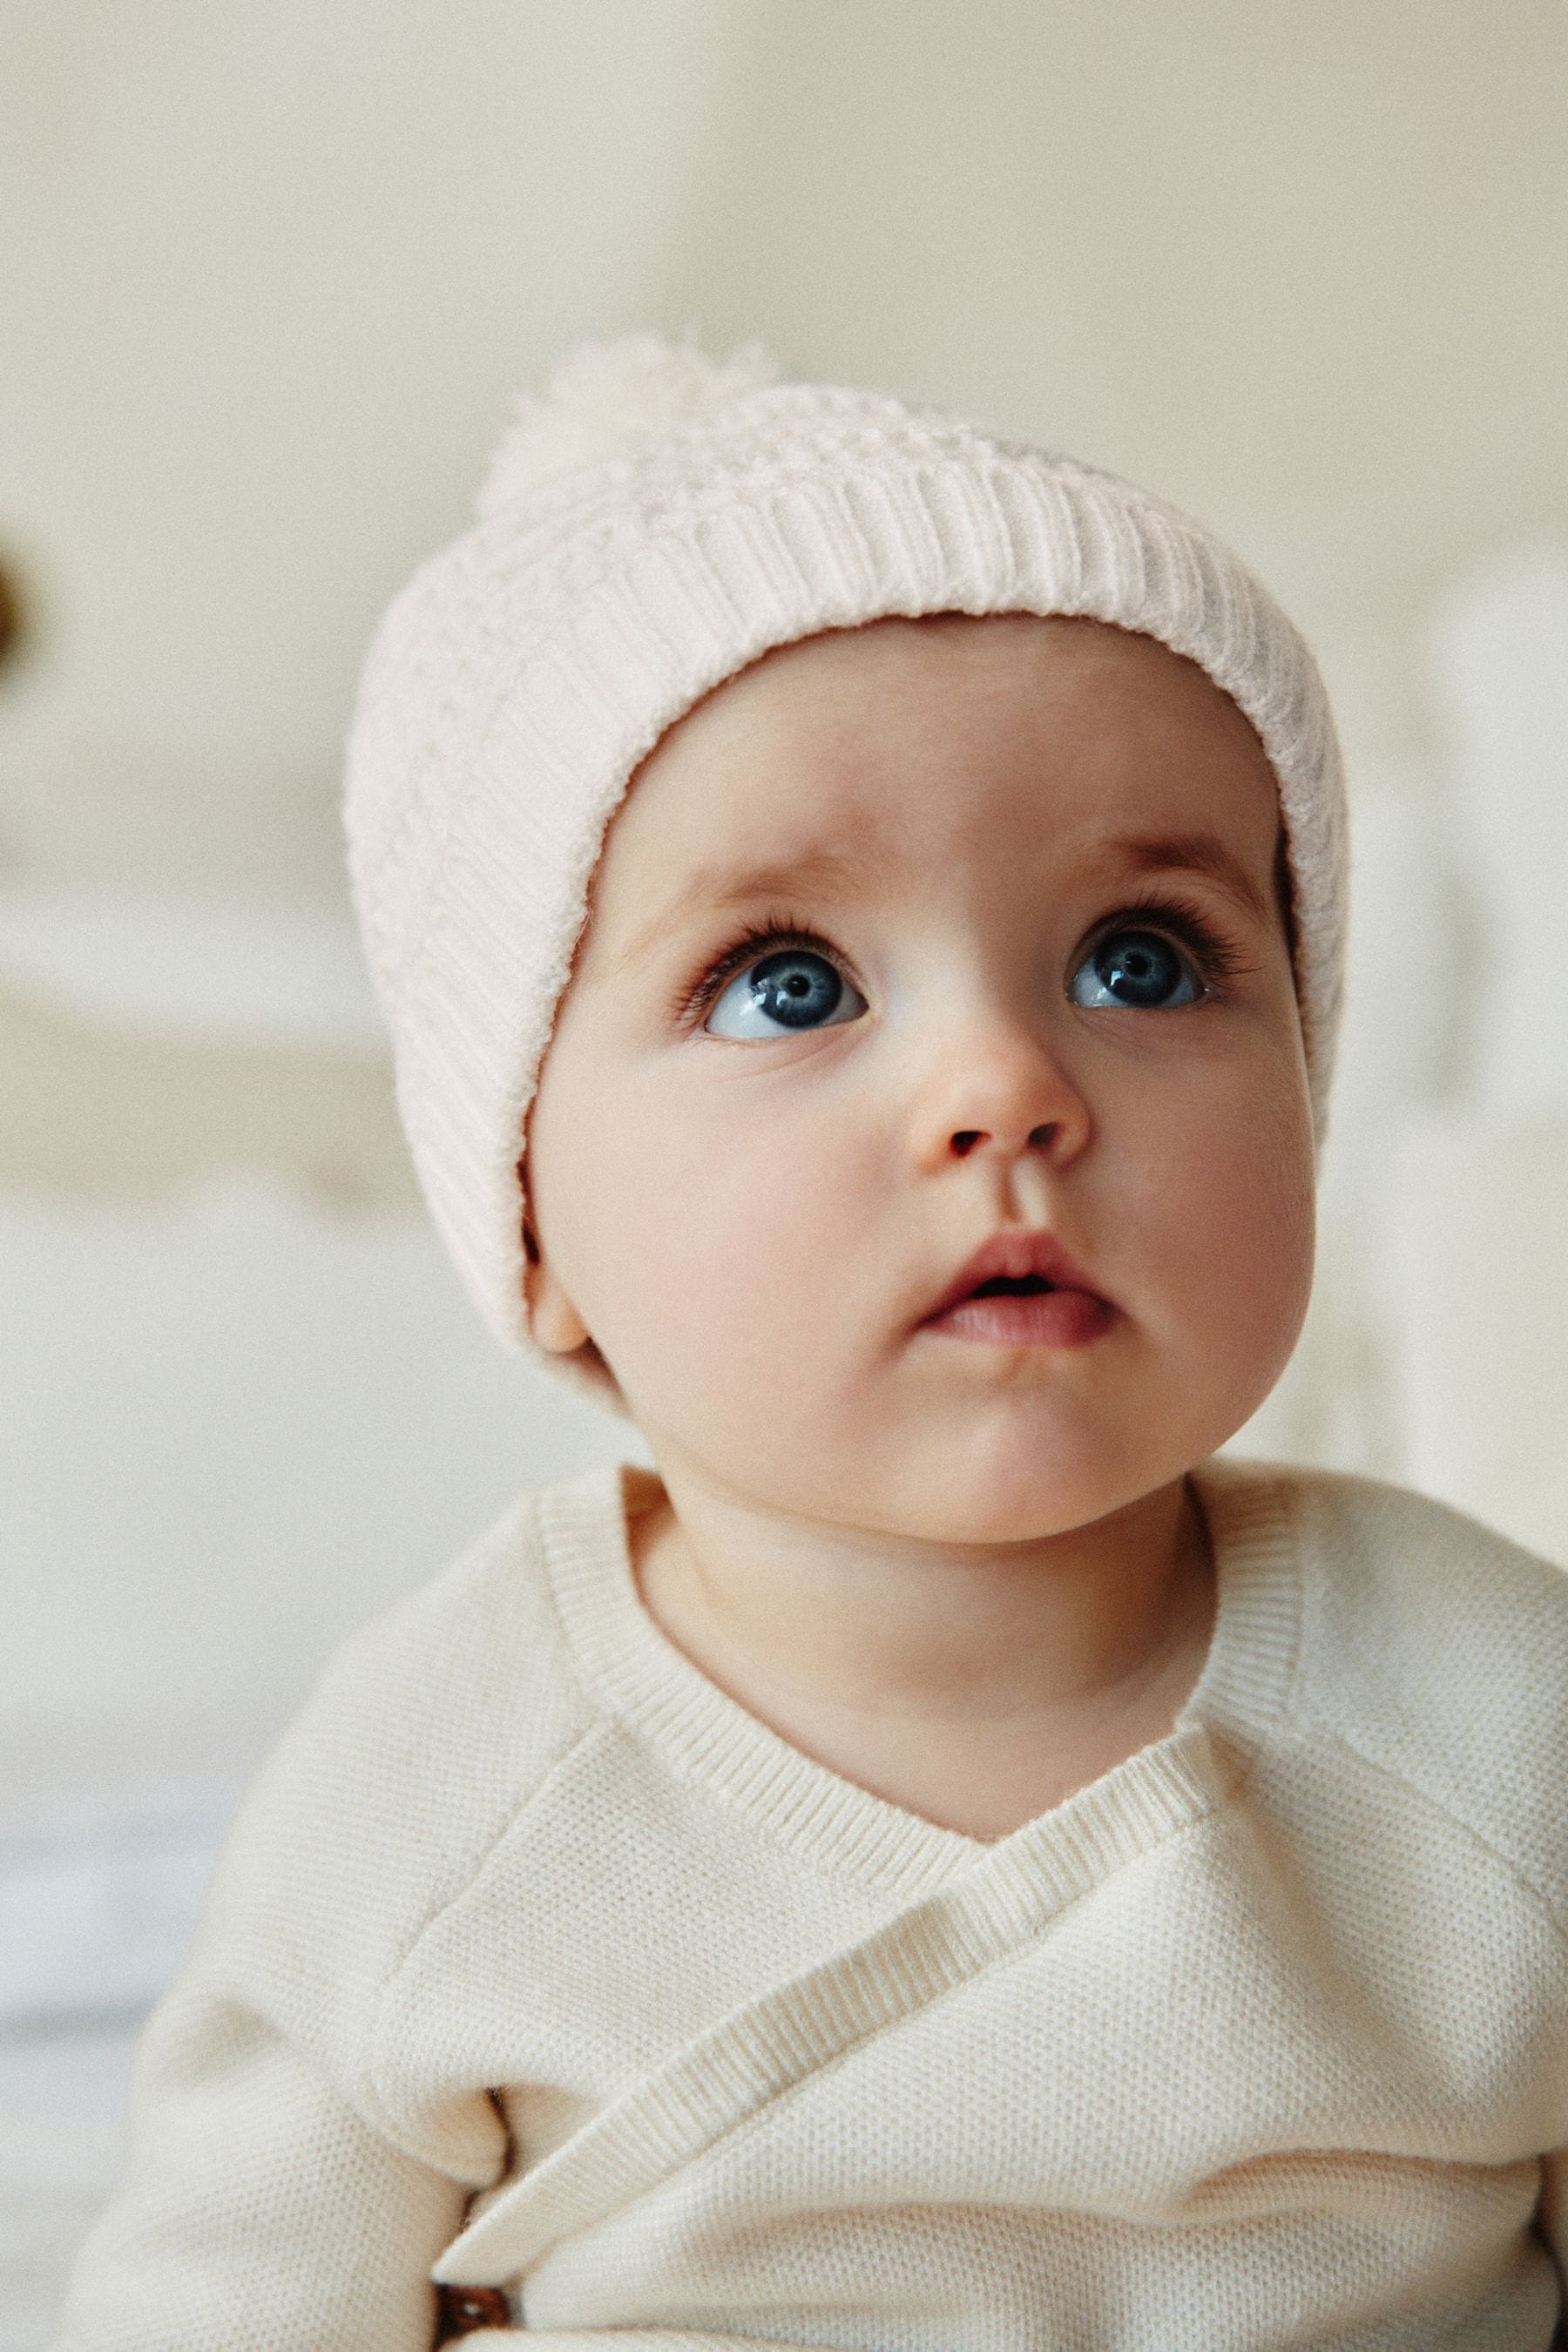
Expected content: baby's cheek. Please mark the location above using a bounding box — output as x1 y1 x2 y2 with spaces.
593 1105 844 1401
1153 1087 1314 1381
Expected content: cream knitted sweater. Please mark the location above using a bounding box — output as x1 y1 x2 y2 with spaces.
53 1459 1568 2351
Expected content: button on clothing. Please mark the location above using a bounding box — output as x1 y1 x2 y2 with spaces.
52 1460 1568 2349
436 2283 511 2337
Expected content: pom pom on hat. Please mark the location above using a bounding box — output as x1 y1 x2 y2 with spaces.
476 331 781 517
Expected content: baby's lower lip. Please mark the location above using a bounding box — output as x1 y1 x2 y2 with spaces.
923 1287 1116 1348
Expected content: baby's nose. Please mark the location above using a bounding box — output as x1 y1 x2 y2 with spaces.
909 1024 1092 1175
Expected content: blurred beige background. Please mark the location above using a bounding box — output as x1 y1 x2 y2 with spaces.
3 7 1568 2337
2 0 1567 1745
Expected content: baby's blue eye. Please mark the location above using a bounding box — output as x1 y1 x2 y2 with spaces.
705 948 867 1038
1069 927 1201 1010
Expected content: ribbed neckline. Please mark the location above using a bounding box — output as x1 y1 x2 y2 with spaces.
538 1456 1301 1903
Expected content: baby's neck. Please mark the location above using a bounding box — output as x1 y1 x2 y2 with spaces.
628 1472 1216 1843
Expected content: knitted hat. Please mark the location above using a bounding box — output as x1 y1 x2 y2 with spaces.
344 335 1348 1405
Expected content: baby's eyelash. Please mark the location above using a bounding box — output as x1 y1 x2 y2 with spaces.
674 915 848 1026
1091 892 1254 992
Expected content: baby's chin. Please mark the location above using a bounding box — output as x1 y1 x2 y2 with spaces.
635 1395 1213 1551
877 1386 1222 1530
850 1461 1197 1551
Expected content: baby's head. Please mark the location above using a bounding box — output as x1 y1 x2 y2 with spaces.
346 338 1346 1545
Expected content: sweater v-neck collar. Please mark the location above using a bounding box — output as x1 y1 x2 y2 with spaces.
538 1454 1301 1906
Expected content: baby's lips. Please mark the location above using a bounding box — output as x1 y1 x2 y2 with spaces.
921 1228 1112 1325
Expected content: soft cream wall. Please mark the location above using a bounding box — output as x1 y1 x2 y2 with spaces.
0 0 733 897
3 0 1566 1742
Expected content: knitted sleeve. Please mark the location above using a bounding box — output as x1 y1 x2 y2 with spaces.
46 1500 578 2352
49 1971 468 2351
42 1695 510 2352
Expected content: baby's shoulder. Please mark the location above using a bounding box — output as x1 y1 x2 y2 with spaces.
1274 1463 1568 1693
1240 1463 1568 1920
308 1464 603 1768
196 1466 615 1984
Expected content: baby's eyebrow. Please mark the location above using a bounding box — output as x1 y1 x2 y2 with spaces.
1105 830 1274 928
610 844 885 975
609 828 1274 977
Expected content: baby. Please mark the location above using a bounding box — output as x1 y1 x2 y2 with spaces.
54 339 1568 2350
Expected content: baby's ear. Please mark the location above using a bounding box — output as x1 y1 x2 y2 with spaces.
520 1204 592 1355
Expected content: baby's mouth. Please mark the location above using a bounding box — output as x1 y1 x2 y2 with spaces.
919 1233 1116 1348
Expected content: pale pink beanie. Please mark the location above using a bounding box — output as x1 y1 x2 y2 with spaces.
344 335 1348 1400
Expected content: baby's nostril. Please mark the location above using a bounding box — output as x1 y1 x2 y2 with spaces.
950 1131 983 1157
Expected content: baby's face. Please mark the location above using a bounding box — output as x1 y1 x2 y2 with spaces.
525 614 1315 1544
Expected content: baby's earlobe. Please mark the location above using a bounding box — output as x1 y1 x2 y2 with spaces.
525 1250 593 1355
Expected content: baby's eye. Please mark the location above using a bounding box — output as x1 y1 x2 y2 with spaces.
705 947 868 1038
1068 926 1202 1010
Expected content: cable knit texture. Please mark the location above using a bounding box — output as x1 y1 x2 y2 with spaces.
53 1458 1568 2349
341 338 1348 1393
